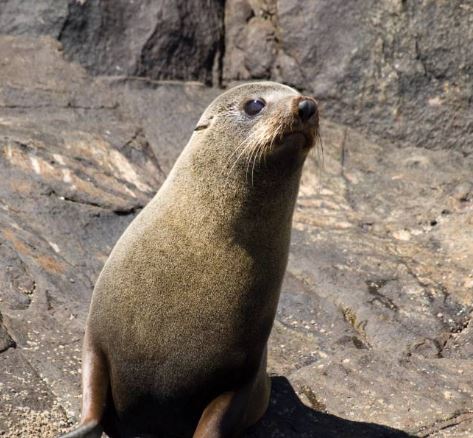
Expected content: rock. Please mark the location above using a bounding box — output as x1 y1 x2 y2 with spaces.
291 352 473 436
223 0 279 82
1 36 472 437
451 182 473 202
0 0 224 84
223 0 473 154
0 348 71 438
2 1 471 154
0 1 68 36
115 78 221 175
0 319 15 352
270 118 473 434
245 377 411 438
0 36 222 436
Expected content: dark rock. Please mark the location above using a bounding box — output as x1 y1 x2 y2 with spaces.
2 1 471 153
0 1 68 36
0 0 224 84
245 377 411 438
115 78 220 175
223 0 279 82
223 0 473 154
0 317 15 352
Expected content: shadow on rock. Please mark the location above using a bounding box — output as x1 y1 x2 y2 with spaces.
245 377 413 438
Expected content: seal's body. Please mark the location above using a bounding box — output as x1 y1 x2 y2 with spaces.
61 82 319 438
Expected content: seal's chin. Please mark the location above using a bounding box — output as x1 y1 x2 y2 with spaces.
265 130 314 167
280 131 314 151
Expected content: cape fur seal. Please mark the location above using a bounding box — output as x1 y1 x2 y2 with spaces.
61 81 319 438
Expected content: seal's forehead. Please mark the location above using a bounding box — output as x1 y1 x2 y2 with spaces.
197 81 300 125
220 81 300 102
206 82 300 112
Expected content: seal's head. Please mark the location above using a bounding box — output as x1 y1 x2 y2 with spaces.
192 81 319 183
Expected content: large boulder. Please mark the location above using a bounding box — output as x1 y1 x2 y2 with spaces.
223 0 473 154
0 0 224 84
1 1 471 153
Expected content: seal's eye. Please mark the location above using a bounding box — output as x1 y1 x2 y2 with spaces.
244 99 265 116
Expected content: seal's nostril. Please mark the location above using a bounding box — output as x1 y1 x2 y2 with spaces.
298 99 316 122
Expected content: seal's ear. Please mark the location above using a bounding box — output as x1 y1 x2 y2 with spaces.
194 124 208 132
194 115 214 132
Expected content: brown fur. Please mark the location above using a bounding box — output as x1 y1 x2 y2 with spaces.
60 82 319 438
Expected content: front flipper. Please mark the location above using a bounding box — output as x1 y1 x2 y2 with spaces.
59 420 103 438
58 330 108 438
193 349 270 438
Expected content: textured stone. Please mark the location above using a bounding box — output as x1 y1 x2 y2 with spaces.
223 0 473 154
2 1 471 153
0 36 163 433
0 0 224 84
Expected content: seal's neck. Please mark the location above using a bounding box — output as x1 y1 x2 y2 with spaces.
161 147 303 250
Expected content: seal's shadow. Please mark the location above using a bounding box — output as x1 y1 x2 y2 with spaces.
244 377 413 438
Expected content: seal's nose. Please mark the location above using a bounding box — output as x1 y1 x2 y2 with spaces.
298 99 316 122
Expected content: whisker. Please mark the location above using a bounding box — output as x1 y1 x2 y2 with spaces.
226 139 255 186
227 141 246 168
222 110 307 187
250 143 264 186
257 141 267 170
222 138 249 173
245 141 257 185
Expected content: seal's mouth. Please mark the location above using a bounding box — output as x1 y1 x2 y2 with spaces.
280 130 315 150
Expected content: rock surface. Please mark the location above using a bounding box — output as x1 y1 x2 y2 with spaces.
0 35 472 438
0 0 224 84
223 0 473 155
1 1 471 153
